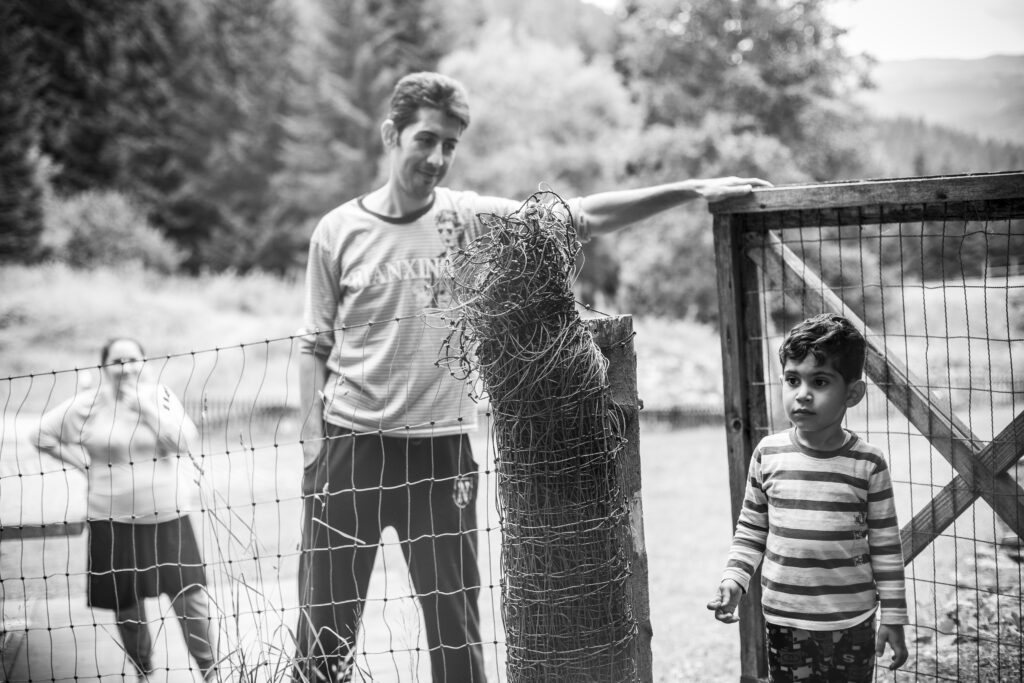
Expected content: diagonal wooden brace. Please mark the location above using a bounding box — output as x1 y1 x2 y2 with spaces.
749 231 1024 563
900 411 1024 562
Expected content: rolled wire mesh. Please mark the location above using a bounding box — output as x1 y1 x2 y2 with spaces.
441 192 637 682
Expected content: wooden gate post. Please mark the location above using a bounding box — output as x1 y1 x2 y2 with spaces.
712 215 770 683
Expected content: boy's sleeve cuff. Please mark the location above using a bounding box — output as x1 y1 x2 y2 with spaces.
879 610 910 626
721 569 751 593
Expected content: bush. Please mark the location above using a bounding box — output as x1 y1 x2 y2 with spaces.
40 190 185 272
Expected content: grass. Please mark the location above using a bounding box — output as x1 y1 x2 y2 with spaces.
0 263 303 378
0 264 728 418
640 427 740 683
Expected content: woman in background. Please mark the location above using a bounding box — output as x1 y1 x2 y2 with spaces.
35 337 218 681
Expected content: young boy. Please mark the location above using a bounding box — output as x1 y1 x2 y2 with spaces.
707 313 909 681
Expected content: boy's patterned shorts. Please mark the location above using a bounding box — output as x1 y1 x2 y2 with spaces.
765 616 876 682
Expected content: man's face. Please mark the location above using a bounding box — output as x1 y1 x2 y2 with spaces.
389 107 463 202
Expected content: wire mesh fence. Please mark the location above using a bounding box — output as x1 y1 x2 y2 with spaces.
0 332 514 682
1 194 650 683
712 171 1024 682
7 173 1021 682
0 333 500 682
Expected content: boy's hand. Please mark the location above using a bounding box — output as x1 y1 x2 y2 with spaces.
706 579 743 623
876 624 908 670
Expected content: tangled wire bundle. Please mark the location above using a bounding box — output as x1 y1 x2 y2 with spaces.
442 192 637 682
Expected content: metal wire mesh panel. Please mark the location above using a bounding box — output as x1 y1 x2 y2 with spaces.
0 333 506 682
713 172 1024 681
1 196 649 683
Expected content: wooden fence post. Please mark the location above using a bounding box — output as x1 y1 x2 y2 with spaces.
589 315 652 683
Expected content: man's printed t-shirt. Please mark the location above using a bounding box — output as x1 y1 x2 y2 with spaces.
722 429 909 631
300 188 587 437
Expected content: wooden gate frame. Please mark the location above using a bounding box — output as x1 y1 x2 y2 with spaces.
709 171 1024 683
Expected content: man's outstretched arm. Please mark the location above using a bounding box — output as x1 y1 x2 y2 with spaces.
581 177 772 236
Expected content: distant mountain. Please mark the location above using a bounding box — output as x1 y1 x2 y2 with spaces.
861 117 1024 177
856 55 1024 145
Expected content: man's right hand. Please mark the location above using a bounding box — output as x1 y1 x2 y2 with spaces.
301 425 324 469
298 353 330 470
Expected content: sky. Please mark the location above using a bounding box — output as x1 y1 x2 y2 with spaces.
582 0 1024 61
826 0 1024 61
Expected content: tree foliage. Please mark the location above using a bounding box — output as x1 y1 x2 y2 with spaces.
862 117 1024 178
14 0 305 272
614 0 871 181
615 0 866 132
442 21 641 198
17 0 123 193
0 3 45 261
278 0 449 219
165 0 299 271
606 113 805 323
41 190 185 272
441 21 642 304
5 0 1017 315
602 0 879 321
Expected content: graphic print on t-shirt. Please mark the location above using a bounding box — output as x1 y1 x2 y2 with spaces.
430 209 467 309
334 208 469 312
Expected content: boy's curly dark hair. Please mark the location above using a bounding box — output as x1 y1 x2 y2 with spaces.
779 313 866 383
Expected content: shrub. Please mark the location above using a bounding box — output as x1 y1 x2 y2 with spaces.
40 190 185 272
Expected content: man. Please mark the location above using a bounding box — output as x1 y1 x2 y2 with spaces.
295 71 770 682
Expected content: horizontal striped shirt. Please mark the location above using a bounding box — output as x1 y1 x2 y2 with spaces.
722 429 909 630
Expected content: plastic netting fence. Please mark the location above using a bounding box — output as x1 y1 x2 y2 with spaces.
712 171 1024 682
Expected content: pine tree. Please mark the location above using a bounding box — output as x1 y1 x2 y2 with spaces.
105 0 214 260
145 0 300 271
275 0 450 225
0 3 45 261
18 0 131 193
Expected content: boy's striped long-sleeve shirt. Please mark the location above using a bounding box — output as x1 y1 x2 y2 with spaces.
722 429 909 630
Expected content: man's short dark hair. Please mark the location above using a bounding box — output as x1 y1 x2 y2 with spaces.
388 72 470 134
779 313 866 382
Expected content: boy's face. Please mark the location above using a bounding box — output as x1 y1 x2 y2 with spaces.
781 354 864 447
